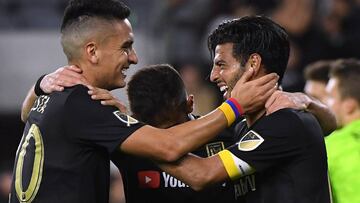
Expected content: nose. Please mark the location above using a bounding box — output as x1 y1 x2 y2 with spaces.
210 66 220 83
128 48 138 64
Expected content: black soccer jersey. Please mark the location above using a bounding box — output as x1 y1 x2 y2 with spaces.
111 117 239 203
218 109 331 203
9 85 144 203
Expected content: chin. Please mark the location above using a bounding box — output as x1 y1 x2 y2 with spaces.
223 92 231 100
116 82 127 89
109 80 126 90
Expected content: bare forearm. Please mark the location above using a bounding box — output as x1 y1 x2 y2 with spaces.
157 154 228 191
167 109 228 158
121 109 229 162
21 85 37 122
307 99 336 135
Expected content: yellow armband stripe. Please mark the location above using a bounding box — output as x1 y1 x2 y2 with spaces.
218 102 236 126
218 150 242 180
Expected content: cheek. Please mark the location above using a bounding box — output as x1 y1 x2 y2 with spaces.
229 68 242 83
327 98 339 112
116 55 129 68
329 99 343 118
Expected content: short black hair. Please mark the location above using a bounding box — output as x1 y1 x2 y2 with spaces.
304 60 332 83
127 64 187 126
61 0 130 32
330 58 360 103
208 16 290 84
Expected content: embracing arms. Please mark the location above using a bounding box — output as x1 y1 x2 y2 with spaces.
21 66 278 162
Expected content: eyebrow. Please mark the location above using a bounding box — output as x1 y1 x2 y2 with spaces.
214 59 226 64
122 39 133 47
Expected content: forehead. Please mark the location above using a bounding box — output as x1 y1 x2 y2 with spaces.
214 43 235 61
110 19 134 43
305 80 325 91
326 78 339 93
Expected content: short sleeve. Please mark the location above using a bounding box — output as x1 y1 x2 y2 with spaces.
64 85 144 153
219 109 319 179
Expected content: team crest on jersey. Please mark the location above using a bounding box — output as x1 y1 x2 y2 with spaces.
113 111 138 127
206 142 225 156
238 130 264 151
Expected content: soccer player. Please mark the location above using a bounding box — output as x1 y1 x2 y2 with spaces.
304 60 333 103
113 64 237 202
156 16 331 203
9 1 277 203
325 59 360 203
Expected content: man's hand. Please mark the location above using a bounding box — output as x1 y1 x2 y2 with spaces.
40 65 88 93
231 68 279 114
265 90 337 135
87 86 127 113
265 91 311 115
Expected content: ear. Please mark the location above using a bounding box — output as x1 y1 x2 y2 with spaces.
85 42 99 64
343 98 358 114
245 53 262 75
186 94 194 114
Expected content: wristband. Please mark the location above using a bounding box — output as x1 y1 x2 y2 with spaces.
227 98 244 115
34 74 48 96
218 102 236 126
218 98 244 126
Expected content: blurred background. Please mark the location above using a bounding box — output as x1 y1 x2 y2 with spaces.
1 0 360 202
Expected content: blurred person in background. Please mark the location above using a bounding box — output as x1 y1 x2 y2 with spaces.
203 0 360 92
321 0 360 58
304 60 332 103
325 58 360 203
150 0 213 65
0 168 12 203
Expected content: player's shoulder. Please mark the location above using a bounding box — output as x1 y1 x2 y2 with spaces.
61 84 115 117
253 108 318 136
49 84 89 102
65 84 89 97
264 108 322 137
263 108 315 124
61 84 92 105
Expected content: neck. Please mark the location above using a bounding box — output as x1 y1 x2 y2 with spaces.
245 108 266 127
68 60 102 88
159 113 190 128
243 70 270 126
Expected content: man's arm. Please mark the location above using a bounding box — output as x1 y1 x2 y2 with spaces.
24 66 279 162
265 91 336 135
21 85 37 122
305 98 336 135
157 154 228 191
21 66 88 122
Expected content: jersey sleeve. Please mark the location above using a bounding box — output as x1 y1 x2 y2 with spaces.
64 85 144 153
218 109 317 180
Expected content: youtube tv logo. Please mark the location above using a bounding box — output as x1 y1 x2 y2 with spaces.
138 171 160 189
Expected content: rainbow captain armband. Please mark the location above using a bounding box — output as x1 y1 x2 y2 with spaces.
218 150 254 180
218 98 244 126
